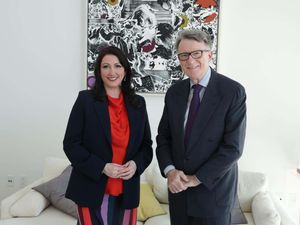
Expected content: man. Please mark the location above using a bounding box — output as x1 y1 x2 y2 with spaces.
156 29 246 225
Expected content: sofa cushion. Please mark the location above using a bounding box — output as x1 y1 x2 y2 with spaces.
137 183 166 222
9 189 49 217
0 206 77 225
33 165 77 218
252 192 280 225
143 204 170 225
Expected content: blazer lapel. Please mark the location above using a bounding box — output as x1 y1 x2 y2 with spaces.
94 100 111 145
124 97 138 156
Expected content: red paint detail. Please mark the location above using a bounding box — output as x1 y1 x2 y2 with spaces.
204 13 217 23
142 39 156 52
195 0 217 8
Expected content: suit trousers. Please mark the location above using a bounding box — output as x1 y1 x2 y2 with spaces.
169 191 231 225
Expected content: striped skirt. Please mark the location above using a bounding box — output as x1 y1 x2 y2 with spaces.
77 194 137 225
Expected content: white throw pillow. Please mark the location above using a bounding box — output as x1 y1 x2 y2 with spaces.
269 192 297 225
238 170 267 212
151 163 168 204
252 192 281 225
10 189 49 217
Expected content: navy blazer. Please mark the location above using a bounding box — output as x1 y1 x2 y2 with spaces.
63 90 153 209
156 69 246 217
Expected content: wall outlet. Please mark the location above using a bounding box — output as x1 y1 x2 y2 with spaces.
7 175 14 187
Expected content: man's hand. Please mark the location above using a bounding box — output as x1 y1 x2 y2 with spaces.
185 175 201 187
167 170 202 193
166 169 189 193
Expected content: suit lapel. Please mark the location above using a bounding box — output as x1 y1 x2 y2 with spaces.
94 100 111 145
186 71 221 152
173 80 191 152
174 80 190 126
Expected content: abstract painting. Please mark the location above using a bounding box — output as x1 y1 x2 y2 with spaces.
87 0 220 93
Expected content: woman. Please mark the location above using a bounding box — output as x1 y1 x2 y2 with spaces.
63 46 153 225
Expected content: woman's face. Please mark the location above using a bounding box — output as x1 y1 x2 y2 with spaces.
100 54 125 91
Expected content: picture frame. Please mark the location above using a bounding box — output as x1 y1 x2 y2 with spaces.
87 0 220 93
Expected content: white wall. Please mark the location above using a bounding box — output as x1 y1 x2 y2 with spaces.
1 0 300 222
218 1 300 220
0 0 86 197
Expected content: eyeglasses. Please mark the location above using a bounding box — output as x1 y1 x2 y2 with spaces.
177 49 210 61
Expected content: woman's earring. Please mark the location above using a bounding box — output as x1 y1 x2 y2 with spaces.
123 76 127 82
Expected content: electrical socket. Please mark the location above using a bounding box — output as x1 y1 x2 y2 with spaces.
7 175 14 187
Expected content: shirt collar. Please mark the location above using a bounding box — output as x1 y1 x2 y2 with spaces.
189 67 211 88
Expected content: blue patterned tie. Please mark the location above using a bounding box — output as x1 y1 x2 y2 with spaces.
184 84 202 147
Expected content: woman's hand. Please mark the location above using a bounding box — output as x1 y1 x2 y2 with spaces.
103 163 123 178
118 160 137 180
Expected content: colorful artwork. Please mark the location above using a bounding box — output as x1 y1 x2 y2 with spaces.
87 0 220 93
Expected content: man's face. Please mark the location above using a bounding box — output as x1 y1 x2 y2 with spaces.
177 39 212 83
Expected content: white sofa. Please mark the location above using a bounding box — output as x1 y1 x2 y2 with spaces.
0 157 296 225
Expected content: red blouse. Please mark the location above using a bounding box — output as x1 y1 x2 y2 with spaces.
105 93 130 196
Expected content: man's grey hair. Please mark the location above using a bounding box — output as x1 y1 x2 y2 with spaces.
175 29 212 51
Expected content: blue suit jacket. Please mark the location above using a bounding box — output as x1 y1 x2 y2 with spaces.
63 90 153 208
156 69 246 217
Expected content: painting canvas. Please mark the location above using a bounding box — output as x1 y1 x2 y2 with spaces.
87 0 220 93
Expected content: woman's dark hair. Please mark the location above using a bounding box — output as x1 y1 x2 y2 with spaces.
92 46 141 108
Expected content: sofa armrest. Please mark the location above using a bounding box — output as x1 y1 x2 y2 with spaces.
0 178 44 219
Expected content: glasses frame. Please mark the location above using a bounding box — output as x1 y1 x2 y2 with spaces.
177 49 210 61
